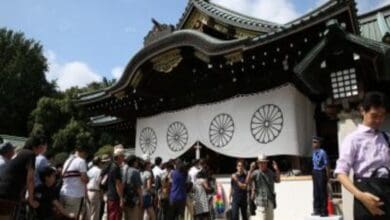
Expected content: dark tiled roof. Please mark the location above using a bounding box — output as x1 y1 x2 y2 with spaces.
176 0 281 32
88 115 124 126
358 4 390 42
76 29 248 105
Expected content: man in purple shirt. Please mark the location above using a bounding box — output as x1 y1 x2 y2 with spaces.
335 91 390 219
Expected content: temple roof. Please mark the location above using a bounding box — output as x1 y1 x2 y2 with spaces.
359 4 390 43
77 29 248 105
76 0 390 127
77 0 360 105
176 0 281 32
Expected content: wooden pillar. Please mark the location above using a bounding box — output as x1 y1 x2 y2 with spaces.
195 141 201 159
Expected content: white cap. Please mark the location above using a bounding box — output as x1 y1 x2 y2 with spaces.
142 153 151 162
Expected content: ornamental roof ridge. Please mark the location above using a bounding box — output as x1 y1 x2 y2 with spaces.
176 0 281 32
248 0 360 47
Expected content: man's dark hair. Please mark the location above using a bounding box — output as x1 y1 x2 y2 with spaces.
0 142 14 155
75 145 89 153
175 159 187 174
39 166 56 183
236 159 245 166
362 91 387 112
92 156 101 166
127 155 138 167
24 134 47 150
154 157 162 166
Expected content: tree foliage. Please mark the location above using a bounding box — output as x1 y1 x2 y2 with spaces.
1 28 125 156
30 81 125 156
0 28 56 136
53 152 69 166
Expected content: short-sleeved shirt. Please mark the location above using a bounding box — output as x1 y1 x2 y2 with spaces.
188 166 200 183
34 184 58 219
107 163 122 201
35 154 49 186
141 170 153 195
60 155 87 198
251 169 276 207
0 149 36 201
231 172 247 202
312 148 328 171
335 124 390 178
124 167 142 188
152 166 164 180
87 166 102 190
169 170 187 203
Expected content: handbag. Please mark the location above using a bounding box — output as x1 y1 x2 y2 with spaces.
354 167 390 220
249 199 257 215
353 132 390 220
258 172 277 209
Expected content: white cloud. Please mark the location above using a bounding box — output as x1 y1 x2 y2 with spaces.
334 0 390 14
315 0 328 7
111 66 124 79
45 50 102 91
211 0 300 24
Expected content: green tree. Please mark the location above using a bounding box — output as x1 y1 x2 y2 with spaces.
29 79 127 156
53 152 69 166
94 144 114 157
0 28 56 136
51 118 94 153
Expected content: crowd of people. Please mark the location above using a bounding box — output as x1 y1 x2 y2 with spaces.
0 135 282 220
0 92 388 220
0 135 342 220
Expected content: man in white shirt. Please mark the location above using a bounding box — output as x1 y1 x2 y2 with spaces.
86 156 103 220
188 158 205 184
60 146 89 217
152 157 164 180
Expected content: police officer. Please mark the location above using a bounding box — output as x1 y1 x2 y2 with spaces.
311 136 329 217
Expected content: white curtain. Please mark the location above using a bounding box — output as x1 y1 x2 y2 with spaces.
135 84 315 161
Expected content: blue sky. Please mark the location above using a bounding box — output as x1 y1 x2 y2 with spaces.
0 0 388 90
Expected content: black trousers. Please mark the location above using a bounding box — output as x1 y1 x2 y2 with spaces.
231 199 248 220
312 169 328 215
167 200 186 220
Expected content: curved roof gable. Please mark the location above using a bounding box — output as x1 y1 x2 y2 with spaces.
176 0 281 33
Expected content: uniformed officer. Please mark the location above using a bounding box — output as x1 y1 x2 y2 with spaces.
311 136 329 217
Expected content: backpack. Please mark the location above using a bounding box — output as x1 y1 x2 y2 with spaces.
123 167 138 207
99 162 112 192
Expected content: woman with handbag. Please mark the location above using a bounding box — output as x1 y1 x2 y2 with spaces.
335 91 390 220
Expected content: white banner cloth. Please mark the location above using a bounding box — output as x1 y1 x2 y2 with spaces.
135 84 315 161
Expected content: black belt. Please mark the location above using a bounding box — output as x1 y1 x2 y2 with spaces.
88 189 101 192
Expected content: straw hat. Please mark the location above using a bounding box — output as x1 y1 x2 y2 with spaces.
257 153 269 162
113 148 125 157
